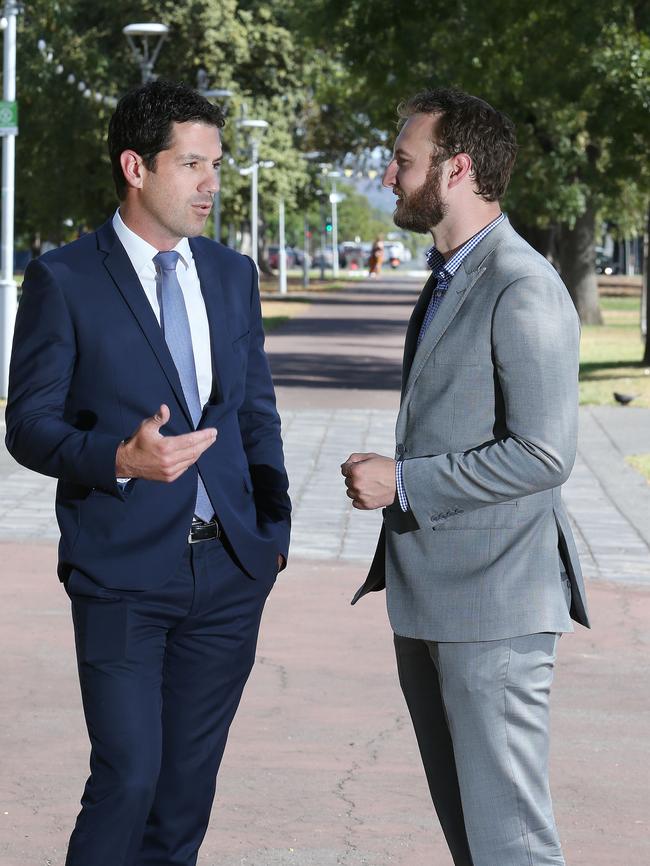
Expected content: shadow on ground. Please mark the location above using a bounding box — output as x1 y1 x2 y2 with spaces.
269 353 402 391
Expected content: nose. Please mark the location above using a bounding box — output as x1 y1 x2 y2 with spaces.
200 167 219 195
382 159 397 188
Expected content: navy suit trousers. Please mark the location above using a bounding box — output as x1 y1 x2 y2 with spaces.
64 537 274 866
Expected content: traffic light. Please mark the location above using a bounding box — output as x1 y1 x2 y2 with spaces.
325 219 333 233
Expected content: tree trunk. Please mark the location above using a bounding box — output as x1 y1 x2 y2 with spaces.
30 231 41 259
557 205 602 325
514 222 558 266
641 210 650 365
258 220 273 276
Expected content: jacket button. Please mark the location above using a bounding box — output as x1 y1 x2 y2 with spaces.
396 443 405 455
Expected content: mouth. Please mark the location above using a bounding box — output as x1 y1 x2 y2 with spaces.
192 202 213 215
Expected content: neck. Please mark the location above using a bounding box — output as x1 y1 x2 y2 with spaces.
118 203 182 251
431 203 502 261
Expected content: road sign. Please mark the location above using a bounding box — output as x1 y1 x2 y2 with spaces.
0 101 18 136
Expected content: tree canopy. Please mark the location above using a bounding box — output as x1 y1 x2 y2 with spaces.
8 1 650 319
293 0 650 321
13 0 326 252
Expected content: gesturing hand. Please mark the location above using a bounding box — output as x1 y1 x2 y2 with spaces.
340 452 396 510
115 404 217 482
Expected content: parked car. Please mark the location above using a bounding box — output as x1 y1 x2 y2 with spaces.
312 247 334 268
385 241 412 267
595 248 619 276
339 242 367 269
268 245 297 269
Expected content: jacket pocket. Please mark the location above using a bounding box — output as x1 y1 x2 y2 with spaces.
434 500 519 530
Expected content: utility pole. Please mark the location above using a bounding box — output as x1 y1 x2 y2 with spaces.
0 1 20 398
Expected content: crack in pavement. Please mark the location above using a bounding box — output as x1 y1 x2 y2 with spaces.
333 714 410 865
255 655 289 692
334 758 363 866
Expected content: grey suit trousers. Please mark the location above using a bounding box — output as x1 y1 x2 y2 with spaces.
395 630 566 866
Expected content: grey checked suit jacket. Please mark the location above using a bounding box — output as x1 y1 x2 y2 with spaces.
352 218 590 641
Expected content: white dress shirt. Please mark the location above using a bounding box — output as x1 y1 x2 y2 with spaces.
112 209 214 408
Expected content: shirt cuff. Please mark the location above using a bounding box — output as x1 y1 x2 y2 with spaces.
396 460 410 512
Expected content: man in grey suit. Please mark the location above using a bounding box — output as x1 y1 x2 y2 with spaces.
341 88 589 866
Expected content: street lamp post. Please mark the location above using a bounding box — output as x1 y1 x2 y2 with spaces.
329 176 340 279
237 118 268 268
0 1 20 399
327 171 344 279
278 197 287 295
196 69 232 245
122 23 169 84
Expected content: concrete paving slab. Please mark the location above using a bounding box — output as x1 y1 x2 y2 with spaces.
1 544 648 866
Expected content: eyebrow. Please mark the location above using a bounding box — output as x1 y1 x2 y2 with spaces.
394 147 413 159
177 153 222 162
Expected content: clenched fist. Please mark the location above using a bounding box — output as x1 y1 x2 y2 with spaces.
340 452 396 510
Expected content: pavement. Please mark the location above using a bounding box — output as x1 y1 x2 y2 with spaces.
1 273 649 865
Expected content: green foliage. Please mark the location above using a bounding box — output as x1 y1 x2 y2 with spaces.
264 181 393 246
293 0 650 235
10 0 323 245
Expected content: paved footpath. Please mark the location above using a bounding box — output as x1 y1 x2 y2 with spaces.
1 274 649 865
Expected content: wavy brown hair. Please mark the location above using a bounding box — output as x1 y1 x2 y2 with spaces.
398 88 517 202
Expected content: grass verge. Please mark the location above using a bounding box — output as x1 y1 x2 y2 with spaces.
261 300 310 333
579 297 650 407
625 454 650 483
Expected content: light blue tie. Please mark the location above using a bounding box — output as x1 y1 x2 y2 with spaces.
154 250 213 521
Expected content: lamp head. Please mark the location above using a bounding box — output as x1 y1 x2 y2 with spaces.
122 23 169 38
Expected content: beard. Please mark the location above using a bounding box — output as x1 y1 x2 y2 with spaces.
392 161 448 233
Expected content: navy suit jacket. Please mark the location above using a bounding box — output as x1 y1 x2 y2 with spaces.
5 220 291 590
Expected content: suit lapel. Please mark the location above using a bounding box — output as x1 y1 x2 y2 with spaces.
401 271 437 396
97 220 193 426
190 237 232 407
402 263 487 402
404 267 486 399
400 218 512 406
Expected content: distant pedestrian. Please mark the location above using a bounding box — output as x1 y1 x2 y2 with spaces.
341 87 588 866
368 235 384 277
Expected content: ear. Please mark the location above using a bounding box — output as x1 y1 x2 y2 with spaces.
446 153 473 191
119 149 146 191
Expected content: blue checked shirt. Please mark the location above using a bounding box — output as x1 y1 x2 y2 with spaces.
395 213 505 511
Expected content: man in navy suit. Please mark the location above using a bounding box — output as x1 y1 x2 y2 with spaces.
5 80 291 866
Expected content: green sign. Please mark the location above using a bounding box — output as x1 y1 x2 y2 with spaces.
0 101 18 136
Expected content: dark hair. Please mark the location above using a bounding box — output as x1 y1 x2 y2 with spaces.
108 79 225 199
397 88 517 201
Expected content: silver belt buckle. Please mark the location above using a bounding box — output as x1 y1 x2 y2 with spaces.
188 518 219 544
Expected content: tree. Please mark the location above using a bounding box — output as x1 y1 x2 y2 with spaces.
293 0 650 323
11 0 323 262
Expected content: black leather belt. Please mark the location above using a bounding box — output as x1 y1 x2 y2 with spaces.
188 518 221 544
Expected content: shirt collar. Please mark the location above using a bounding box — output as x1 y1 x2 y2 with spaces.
112 209 193 276
425 213 505 274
